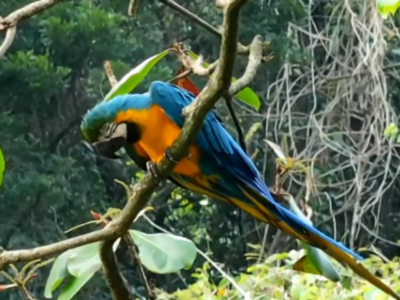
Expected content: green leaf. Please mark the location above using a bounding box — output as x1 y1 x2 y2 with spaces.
129 230 197 274
44 239 120 299
57 271 96 300
44 248 79 298
68 239 121 277
376 0 400 19
187 51 261 110
0 146 4 189
104 49 171 101
286 195 342 282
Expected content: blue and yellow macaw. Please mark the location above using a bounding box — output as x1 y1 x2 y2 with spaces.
81 81 400 299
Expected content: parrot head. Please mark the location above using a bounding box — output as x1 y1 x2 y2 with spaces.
80 95 148 159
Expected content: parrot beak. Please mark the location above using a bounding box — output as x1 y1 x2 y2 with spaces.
92 137 126 159
91 123 128 159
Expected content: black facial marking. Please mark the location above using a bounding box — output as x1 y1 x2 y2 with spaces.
125 122 142 144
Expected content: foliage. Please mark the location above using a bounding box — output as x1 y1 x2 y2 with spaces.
2 0 400 299
157 250 400 300
376 0 400 19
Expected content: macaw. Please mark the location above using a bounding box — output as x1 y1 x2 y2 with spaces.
81 81 400 299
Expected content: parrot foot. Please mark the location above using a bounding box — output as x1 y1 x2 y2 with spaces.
146 161 160 181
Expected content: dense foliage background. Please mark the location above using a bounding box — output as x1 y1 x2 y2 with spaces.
2 0 400 299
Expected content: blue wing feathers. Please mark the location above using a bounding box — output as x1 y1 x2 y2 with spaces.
149 81 364 261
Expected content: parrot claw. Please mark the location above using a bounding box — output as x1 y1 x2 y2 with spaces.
146 161 160 182
164 147 191 163
164 147 180 164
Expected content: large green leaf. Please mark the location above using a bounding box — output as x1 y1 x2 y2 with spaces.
287 196 342 282
44 239 121 299
104 49 171 101
68 239 120 277
376 0 400 19
57 271 96 300
188 51 261 110
44 248 80 298
0 146 4 189
129 230 197 274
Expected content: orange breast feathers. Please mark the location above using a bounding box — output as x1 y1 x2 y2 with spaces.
115 105 201 176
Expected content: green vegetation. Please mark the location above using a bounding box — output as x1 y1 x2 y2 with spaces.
2 0 400 299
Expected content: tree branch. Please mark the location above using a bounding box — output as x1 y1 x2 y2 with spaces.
156 0 263 55
0 0 67 30
0 26 16 59
99 238 134 300
0 4 256 291
229 35 263 95
0 0 67 58
224 94 247 152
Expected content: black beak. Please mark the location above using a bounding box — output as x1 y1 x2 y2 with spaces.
92 137 126 159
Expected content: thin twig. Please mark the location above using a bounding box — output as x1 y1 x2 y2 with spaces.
224 94 247 152
123 234 155 300
0 0 68 58
167 69 191 83
156 0 259 55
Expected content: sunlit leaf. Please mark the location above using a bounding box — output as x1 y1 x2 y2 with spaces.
57 271 96 300
285 194 342 282
376 0 400 19
104 49 171 101
188 51 261 110
67 239 121 277
0 146 4 189
44 248 79 298
44 239 120 299
129 230 197 274
264 139 287 162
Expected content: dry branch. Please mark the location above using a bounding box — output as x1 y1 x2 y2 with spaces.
0 0 66 30
99 239 134 300
0 26 16 59
156 0 267 55
0 1 260 292
0 0 68 59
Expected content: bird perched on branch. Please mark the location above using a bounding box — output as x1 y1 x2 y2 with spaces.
81 81 400 300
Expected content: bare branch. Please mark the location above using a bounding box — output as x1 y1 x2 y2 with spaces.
104 61 118 87
229 35 263 95
99 239 134 300
0 0 67 30
224 94 247 152
0 1 255 285
128 0 138 16
156 0 262 55
0 26 16 59
0 0 67 58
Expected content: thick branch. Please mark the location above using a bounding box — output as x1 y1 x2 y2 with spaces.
0 26 16 59
0 0 254 279
0 0 68 58
99 238 134 300
0 0 67 30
